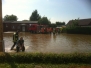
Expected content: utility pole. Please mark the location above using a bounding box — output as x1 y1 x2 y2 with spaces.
0 0 3 52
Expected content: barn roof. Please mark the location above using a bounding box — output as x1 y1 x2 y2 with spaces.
67 18 91 26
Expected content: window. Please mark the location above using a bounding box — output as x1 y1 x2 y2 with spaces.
12 26 15 29
6 24 8 27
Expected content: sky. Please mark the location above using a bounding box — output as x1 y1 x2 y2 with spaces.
2 0 91 23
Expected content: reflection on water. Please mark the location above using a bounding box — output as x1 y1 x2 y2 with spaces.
3 32 91 53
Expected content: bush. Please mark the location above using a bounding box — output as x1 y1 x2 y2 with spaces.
66 27 91 34
61 27 67 33
0 52 91 64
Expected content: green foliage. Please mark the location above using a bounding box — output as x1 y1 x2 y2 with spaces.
72 19 78 26
38 17 51 25
61 27 67 33
56 22 65 26
22 20 29 21
49 24 57 28
0 52 91 64
66 27 91 34
29 10 41 21
67 19 79 28
65 19 91 34
4 14 18 21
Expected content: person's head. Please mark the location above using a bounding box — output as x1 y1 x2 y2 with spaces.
20 37 23 40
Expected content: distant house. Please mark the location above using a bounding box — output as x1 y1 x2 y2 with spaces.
67 18 91 27
3 21 38 32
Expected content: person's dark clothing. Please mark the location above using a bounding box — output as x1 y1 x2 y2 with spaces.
18 40 24 47
11 42 17 48
11 33 19 50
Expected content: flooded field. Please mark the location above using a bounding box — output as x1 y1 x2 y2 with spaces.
3 32 91 53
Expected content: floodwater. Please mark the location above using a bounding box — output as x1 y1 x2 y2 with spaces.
3 32 91 53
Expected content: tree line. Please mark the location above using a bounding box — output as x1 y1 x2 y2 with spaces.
3 9 65 26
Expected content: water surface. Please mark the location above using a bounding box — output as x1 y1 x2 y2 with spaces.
4 32 91 53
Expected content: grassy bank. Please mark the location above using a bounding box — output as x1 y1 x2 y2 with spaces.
0 63 91 68
0 52 91 64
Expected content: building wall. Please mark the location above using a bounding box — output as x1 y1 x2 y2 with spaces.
89 22 91 25
3 23 36 32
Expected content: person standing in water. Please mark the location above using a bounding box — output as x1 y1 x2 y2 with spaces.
11 30 19 50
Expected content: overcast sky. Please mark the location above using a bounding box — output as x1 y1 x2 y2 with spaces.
2 0 91 23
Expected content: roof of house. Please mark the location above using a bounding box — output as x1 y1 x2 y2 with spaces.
3 21 38 23
67 18 91 26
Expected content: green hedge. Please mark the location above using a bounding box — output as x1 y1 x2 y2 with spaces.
0 52 91 64
66 27 91 34
61 27 67 33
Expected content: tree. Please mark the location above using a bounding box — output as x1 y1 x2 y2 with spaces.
49 23 57 28
29 10 41 21
4 14 18 21
38 17 51 25
22 20 29 21
73 19 79 26
56 22 65 25
68 19 79 28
